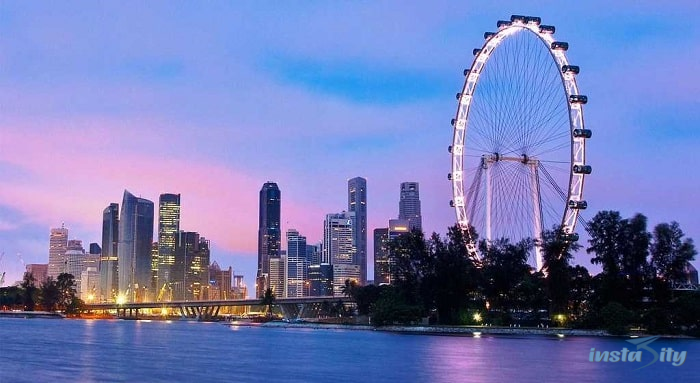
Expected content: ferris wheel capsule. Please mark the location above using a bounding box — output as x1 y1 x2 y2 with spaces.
450 16 590 270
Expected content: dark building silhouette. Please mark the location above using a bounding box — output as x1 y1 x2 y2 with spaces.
100 203 119 302
373 228 390 285
308 263 333 296
117 190 154 303
257 182 281 297
348 177 367 285
157 193 181 295
399 182 422 231
171 231 210 301
89 243 101 255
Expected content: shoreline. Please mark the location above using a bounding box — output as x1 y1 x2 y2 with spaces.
244 321 611 337
0 311 65 319
251 321 695 338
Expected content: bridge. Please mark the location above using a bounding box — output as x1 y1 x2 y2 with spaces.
84 296 354 321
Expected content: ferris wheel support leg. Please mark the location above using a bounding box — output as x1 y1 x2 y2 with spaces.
530 162 544 271
486 162 493 243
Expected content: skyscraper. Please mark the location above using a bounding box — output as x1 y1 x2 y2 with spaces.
209 261 232 300
117 190 154 303
324 212 360 296
373 219 410 286
48 225 68 279
257 182 281 297
100 203 119 302
286 229 308 297
348 177 367 285
373 228 390 285
157 193 180 295
399 182 422 232
324 212 355 265
170 231 209 301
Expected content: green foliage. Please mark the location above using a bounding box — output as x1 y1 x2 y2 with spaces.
371 286 422 326
540 227 580 316
20 273 38 311
40 277 61 312
0 286 24 309
480 237 532 316
65 296 84 315
651 222 697 283
261 288 275 317
601 302 634 335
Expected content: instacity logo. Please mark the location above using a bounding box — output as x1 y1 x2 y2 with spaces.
588 336 687 369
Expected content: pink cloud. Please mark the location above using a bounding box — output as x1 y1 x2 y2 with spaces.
0 118 330 256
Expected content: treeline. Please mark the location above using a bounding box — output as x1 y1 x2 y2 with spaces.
0 273 82 314
343 210 699 336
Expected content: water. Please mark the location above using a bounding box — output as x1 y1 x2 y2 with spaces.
0 318 698 382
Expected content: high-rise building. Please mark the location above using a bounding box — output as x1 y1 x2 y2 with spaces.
399 182 422 232
80 267 100 302
151 242 159 291
89 243 101 255
323 212 355 265
307 243 321 266
373 228 390 285
348 177 367 285
25 264 48 284
66 245 99 298
117 190 155 303
48 225 68 279
286 229 308 297
257 182 281 297
308 263 333 296
171 231 210 301
77 253 100 300
232 274 248 299
389 219 411 240
323 212 359 296
332 264 360 296
208 261 232 300
269 255 287 298
157 193 180 294
100 203 119 302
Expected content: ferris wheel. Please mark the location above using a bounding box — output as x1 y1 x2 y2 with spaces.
449 15 591 271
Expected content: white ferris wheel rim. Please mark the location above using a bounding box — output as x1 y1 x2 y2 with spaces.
450 16 589 268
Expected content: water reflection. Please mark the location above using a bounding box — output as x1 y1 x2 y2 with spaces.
0 319 697 382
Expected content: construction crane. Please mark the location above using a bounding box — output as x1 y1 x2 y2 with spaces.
0 251 5 286
157 283 169 302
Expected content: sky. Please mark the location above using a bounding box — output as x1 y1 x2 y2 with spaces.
1 1 699 290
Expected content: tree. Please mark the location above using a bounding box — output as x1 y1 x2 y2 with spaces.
20 272 38 311
351 284 382 316
371 286 422 326
480 237 532 319
56 273 77 309
388 229 432 310
620 214 652 308
650 221 697 284
540 227 581 319
568 265 593 323
341 279 357 299
40 277 61 312
587 211 652 307
261 288 275 318
431 227 480 324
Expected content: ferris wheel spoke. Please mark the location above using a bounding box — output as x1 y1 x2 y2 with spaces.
451 17 589 269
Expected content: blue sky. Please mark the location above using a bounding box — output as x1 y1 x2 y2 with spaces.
1 1 699 288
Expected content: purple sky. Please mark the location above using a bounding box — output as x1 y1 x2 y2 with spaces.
1 1 699 289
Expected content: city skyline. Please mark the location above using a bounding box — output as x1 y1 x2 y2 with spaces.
1 2 699 286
